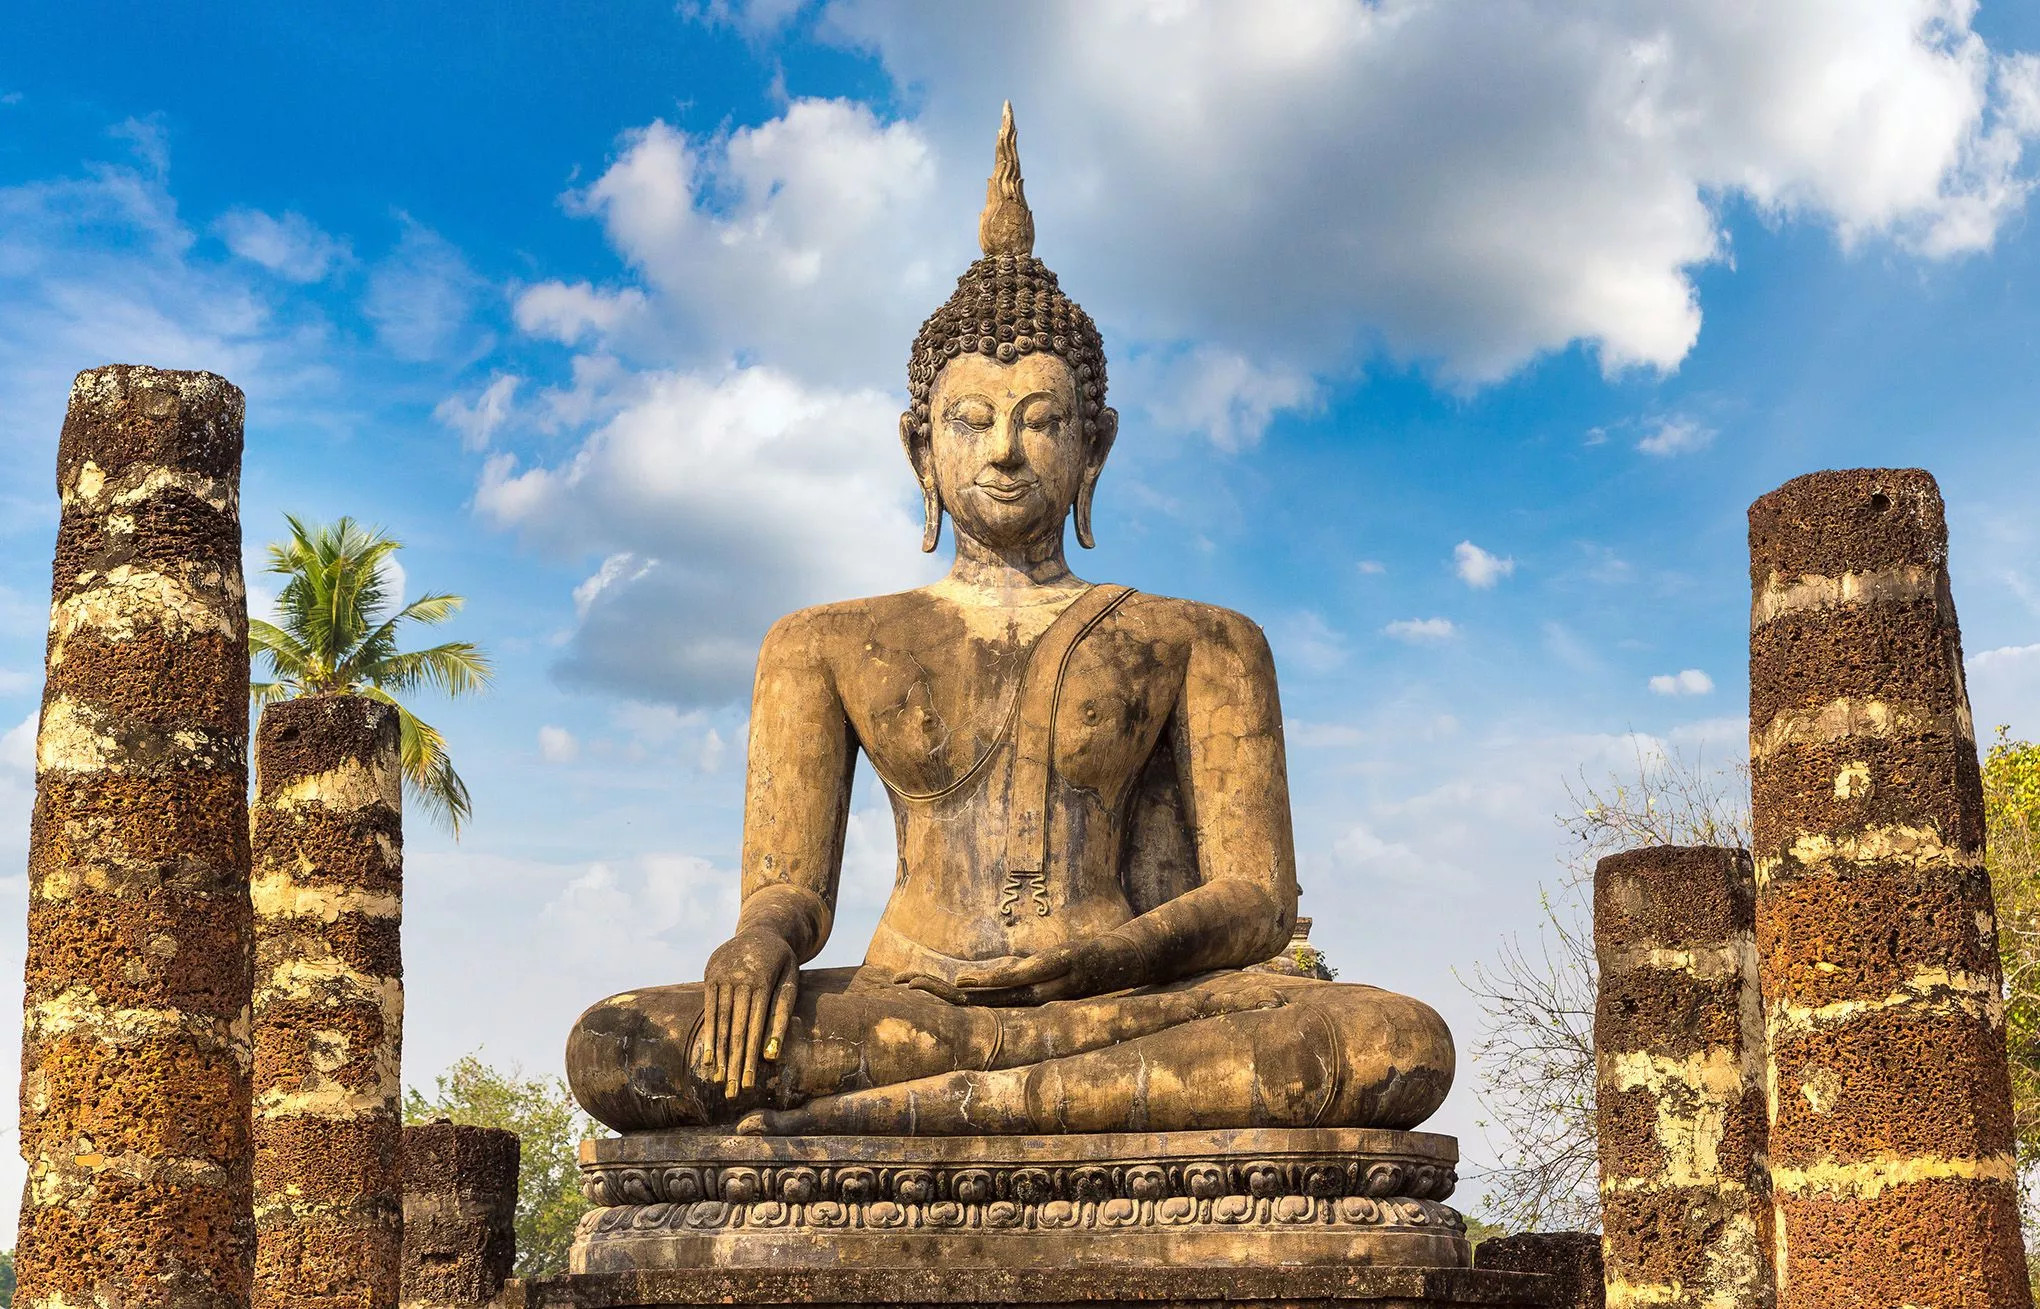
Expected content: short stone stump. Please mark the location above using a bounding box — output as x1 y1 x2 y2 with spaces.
507 1265 1558 1308
573 1127 1473 1273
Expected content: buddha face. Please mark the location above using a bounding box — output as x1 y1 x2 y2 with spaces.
907 351 1116 552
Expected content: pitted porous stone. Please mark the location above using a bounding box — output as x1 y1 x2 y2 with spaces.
17 365 253 1309
403 1122 520 1307
573 1128 1468 1272
253 695 405 1308
1475 1233 1603 1309
1749 469 2029 1309
1593 846 1772 1309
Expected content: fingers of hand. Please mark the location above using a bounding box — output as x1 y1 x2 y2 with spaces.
734 995 767 1092
764 970 798 1061
958 948 1068 990
900 974 968 1005
742 986 770 1091
703 983 726 1080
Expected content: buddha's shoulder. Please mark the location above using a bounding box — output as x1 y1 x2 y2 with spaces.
756 590 964 656
1119 590 1273 651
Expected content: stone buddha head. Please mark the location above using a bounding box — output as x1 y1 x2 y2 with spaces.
900 103 1119 555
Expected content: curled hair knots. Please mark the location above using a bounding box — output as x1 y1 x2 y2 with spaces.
906 255 1109 432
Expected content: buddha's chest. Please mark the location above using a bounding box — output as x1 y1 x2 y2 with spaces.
840 621 1183 802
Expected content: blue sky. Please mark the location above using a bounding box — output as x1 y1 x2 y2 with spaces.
6 1 2040 1233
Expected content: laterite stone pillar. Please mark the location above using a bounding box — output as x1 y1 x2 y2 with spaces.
401 1122 520 1308
252 694 405 1307
18 366 253 1307
1593 846 1771 1309
1749 469 2028 1308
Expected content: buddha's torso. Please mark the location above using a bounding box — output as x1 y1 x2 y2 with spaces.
796 584 1206 978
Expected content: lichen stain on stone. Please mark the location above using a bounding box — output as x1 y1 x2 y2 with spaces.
1772 965 2003 1032
1752 694 1973 760
1767 1150 2017 1200
269 759 403 813
1781 822 1967 874
47 565 241 650
1798 1065 1842 1114
26 987 227 1048
250 871 399 923
1752 563 1939 626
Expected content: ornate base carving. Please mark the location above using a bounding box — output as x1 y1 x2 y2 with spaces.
507 1266 1561 1309
573 1128 1472 1273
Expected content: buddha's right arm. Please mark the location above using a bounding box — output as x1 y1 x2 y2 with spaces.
733 611 856 962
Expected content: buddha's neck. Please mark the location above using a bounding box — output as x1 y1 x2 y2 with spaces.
940 530 1084 606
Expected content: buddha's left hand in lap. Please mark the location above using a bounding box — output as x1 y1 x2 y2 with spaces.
899 930 1151 1006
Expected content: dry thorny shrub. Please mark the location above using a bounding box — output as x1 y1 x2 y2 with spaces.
1458 740 1750 1233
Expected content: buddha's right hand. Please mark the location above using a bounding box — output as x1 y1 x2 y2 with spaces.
695 928 798 1099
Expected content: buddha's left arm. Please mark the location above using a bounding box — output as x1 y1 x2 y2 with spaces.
1109 606 1299 979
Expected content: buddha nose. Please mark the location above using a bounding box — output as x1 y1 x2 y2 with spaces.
990 413 1027 468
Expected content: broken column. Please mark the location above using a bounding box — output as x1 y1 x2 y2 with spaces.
1593 845 1771 1309
1475 1232 1606 1309
252 694 405 1308
17 366 253 1307
1749 469 2028 1308
401 1122 519 1307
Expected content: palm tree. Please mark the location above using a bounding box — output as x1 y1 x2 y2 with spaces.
250 514 492 836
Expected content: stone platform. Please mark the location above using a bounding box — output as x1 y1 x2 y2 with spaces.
572 1128 1473 1273
508 1266 1559 1308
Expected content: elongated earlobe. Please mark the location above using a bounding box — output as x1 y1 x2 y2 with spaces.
1074 476 1099 549
902 410 943 552
921 482 942 552
1075 406 1119 549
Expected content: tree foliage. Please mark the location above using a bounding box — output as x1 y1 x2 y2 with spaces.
1459 744 1749 1233
403 1054 600 1277
1985 729 2040 1224
249 514 491 835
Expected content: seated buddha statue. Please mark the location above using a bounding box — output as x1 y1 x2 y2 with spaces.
566 105 1454 1139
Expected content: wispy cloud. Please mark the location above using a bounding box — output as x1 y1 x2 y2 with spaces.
1637 416 1715 457
1386 617 1458 643
537 725 580 763
215 208 350 283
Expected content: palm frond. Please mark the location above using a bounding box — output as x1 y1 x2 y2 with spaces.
250 680 292 707
367 642 495 698
361 685 474 838
254 514 488 838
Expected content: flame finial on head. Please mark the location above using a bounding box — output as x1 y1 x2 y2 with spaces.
978 101 1035 258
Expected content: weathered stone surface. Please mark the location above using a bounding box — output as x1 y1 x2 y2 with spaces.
506 1265 1561 1309
403 1122 519 1307
253 694 405 1308
1749 469 2028 1309
17 365 253 1309
1592 845 1772 1309
575 1128 1467 1272
1474 1233 1602 1309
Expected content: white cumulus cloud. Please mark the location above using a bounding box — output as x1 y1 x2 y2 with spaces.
1649 668 1716 696
1454 540 1516 588
477 364 933 706
818 0 2040 382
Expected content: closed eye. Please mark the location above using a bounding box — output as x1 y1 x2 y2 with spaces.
948 398 996 430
